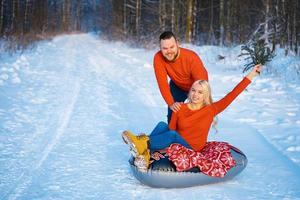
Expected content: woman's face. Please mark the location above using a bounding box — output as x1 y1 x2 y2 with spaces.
160 37 179 61
189 83 204 104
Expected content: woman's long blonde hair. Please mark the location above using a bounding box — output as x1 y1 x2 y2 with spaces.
187 80 218 130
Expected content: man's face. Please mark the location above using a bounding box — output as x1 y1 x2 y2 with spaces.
160 37 179 61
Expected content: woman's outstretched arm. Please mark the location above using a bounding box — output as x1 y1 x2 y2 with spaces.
212 64 263 115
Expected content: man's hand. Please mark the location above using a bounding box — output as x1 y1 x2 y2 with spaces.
170 102 183 112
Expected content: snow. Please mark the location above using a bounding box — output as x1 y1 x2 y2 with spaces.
0 33 300 200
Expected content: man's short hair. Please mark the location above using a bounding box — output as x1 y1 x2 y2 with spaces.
159 31 177 41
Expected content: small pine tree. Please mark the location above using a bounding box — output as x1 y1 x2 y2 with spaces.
239 39 275 73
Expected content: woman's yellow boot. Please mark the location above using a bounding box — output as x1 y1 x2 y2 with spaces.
122 130 149 157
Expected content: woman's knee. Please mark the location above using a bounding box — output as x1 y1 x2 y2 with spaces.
158 121 167 126
157 121 168 128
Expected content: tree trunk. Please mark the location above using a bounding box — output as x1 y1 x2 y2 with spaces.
123 0 127 36
297 0 299 55
24 0 32 34
92 0 97 31
159 0 166 31
225 0 232 45
192 0 197 43
280 0 286 50
135 0 141 38
271 0 279 51
75 0 81 31
264 0 270 44
285 0 290 54
0 0 4 35
292 0 297 54
208 0 216 44
11 0 16 33
185 0 193 43
43 1 48 33
219 0 224 46
171 0 175 32
62 0 71 32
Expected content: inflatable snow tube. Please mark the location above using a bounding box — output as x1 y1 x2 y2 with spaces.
129 146 247 188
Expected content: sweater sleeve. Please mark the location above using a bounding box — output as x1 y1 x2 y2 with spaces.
212 77 251 115
191 53 209 81
153 54 175 106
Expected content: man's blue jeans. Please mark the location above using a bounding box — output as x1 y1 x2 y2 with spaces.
149 121 191 152
167 81 188 123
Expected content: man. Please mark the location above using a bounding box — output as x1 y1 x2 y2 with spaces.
153 31 208 123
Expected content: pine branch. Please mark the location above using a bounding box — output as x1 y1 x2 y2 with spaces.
239 39 275 73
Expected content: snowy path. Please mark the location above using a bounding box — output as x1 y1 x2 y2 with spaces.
0 34 300 199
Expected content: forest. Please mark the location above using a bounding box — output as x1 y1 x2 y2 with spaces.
0 0 299 55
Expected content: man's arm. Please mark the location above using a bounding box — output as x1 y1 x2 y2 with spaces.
153 55 175 107
191 53 209 81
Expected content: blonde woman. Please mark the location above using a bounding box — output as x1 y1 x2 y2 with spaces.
122 64 262 171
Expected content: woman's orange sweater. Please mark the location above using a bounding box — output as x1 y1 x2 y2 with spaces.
153 48 208 106
169 77 251 151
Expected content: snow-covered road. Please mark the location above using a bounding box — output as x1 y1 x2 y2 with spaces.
0 34 300 200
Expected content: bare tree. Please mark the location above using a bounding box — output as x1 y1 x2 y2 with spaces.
123 0 127 36
135 0 141 38
192 0 198 43
159 0 167 31
225 0 231 45
62 0 71 32
292 0 298 54
208 0 216 44
24 0 33 34
75 0 81 31
285 0 291 54
171 0 175 32
263 0 270 44
270 0 279 51
185 0 193 43
219 0 225 46
0 0 4 35
11 0 17 33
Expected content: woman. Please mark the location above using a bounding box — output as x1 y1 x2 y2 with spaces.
122 64 262 171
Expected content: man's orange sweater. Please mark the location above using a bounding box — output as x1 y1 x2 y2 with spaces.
169 77 251 151
153 48 208 106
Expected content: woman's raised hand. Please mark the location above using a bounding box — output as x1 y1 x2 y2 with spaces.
246 64 262 80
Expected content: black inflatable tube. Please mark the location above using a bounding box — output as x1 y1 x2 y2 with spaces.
129 147 247 188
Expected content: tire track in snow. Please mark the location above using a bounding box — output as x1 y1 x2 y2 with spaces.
36 80 81 169
4 80 81 200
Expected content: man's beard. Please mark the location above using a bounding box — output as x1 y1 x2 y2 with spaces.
164 50 179 62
